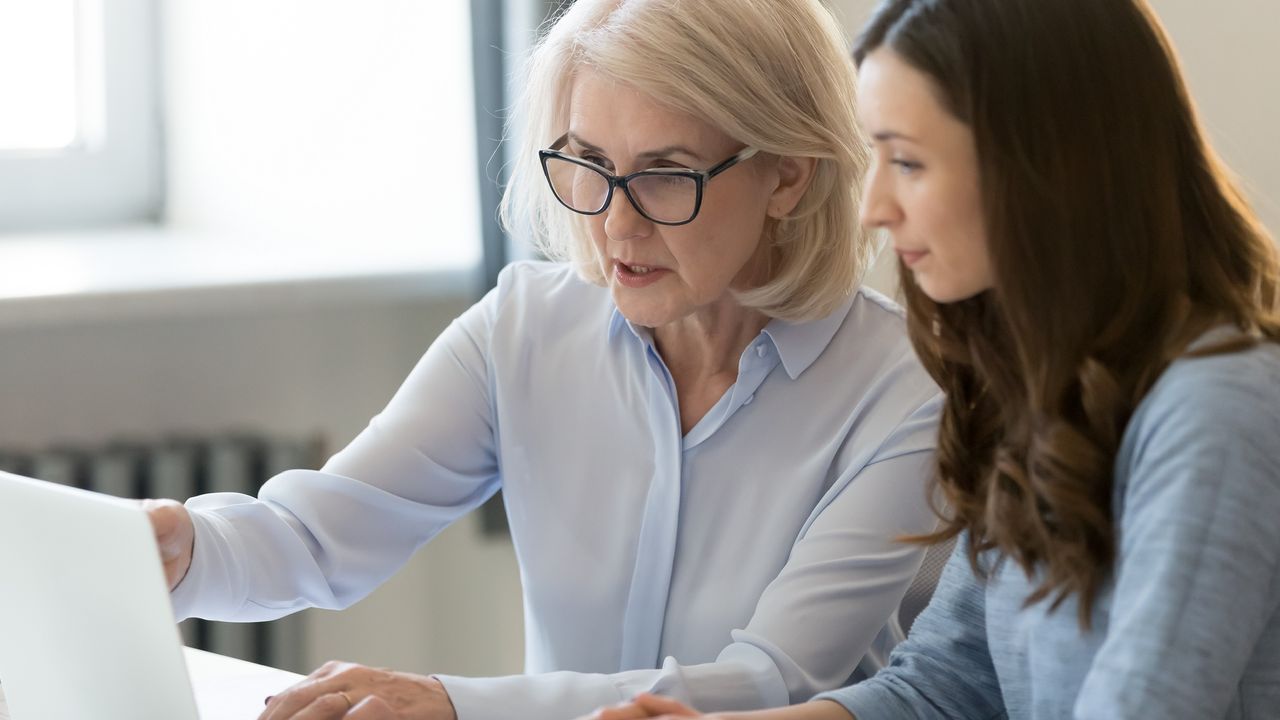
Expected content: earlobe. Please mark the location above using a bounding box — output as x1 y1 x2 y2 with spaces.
767 155 818 219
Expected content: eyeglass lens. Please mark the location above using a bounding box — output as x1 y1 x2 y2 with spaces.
544 156 699 224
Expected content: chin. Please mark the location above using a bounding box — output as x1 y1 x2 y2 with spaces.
618 310 673 329
915 275 989 305
610 277 711 329
613 296 678 329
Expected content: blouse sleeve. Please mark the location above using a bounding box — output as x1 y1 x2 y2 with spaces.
170 277 506 622
812 533 1006 720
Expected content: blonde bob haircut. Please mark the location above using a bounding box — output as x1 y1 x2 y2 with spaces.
500 0 873 322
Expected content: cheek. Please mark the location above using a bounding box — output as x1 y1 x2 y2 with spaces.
587 215 607 244
941 215 993 294
586 217 612 265
925 183 984 253
658 227 762 301
702 198 770 258
672 191 765 250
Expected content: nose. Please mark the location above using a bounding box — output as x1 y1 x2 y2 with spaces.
603 187 654 242
859 162 903 230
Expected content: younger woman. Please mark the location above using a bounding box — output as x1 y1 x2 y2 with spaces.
593 0 1280 717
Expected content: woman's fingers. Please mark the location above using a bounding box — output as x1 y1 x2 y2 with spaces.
259 661 355 720
632 694 700 716
140 498 195 589
590 703 659 719
588 694 702 720
259 661 454 720
286 691 357 720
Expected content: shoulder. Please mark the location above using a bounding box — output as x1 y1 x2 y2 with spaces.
812 286 942 442
825 284 907 347
493 259 597 301
842 285 913 356
486 260 612 325
853 283 908 322
449 260 612 352
1130 335 1280 440
1118 334 1280 499
831 286 935 396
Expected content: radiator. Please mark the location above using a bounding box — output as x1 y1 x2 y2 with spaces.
0 433 325 674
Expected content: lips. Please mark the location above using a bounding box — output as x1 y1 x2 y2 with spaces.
613 260 669 288
895 247 929 268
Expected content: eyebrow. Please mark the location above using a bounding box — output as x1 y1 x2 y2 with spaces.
871 130 921 144
566 132 706 162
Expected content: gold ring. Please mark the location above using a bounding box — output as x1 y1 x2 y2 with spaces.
337 691 354 709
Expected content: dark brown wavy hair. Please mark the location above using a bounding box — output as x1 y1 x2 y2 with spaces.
855 0 1280 626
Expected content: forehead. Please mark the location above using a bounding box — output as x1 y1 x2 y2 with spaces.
855 48 952 135
566 67 731 152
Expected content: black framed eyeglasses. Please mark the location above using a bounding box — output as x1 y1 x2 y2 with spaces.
538 134 760 226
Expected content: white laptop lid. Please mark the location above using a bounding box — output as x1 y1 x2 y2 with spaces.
0 471 201 720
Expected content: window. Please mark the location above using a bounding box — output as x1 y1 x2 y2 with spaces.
0 0 162 233
0 1 79 151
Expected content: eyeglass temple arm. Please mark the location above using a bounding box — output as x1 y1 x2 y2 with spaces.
706 147 761 178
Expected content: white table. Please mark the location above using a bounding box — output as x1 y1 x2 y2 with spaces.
0 646 304 720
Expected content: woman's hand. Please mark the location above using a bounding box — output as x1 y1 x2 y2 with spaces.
258 661 457 720
585 695 854 720
586 693 707 719
141 498 194 590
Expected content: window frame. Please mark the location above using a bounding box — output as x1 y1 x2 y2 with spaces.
0 0 163 233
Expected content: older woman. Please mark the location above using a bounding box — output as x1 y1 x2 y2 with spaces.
145 1 941 719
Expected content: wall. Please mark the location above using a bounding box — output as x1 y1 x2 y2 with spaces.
825 0 1280 238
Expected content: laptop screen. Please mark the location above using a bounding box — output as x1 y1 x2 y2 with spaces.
0 471 201 720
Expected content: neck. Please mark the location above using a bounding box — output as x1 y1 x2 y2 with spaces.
652 297 771 379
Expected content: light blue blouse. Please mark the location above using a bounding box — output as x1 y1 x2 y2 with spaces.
171 261 942 720
818 333 1280 719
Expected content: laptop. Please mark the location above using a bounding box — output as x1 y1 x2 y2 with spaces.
0 470 299 720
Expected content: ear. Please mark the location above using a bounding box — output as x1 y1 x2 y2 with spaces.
766 155 819 219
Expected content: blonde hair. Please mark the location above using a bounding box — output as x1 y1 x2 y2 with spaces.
499 0 872 322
